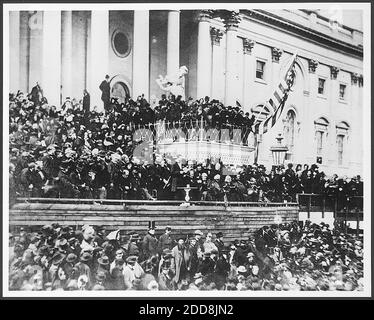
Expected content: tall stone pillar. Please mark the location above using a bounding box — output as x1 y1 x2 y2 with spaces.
350 72 361 170
167 10 180 77
9 11 20 94
271 47 283 94
132 10 150 99
28 11 43 91
42 11 61 107
222 10 241 107
210 26 224 99
19 12 32 94
306 59 319 165
327 66 340 168
196 10 212 99
90 10 109 111
242 38 255 110
61 11 72 102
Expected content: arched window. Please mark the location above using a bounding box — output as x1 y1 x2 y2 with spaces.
314 117 329 160
336 121 350 166
283 110 296 161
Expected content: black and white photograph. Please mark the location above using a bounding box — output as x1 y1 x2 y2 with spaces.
2 2 371 298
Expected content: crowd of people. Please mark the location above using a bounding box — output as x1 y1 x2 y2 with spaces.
9 220 364 291
9 88 363 205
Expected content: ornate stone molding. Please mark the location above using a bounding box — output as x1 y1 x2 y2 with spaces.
351 72 359 85
308 59 319 73
330 66 340 80
28 11 43 31
243 9 363 58
242 38 255 54
210 27 224 46
272 47 283 63
358 74 363 87
217 10 241 31
196 9 214 22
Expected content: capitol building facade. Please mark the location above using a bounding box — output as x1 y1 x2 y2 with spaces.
8 8 364 176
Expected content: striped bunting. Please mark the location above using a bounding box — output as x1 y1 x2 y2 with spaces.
253 53 298 134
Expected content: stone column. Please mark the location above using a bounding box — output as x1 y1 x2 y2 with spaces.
306 59 319 164
271 47 283 94
242 38 255 109
28 11 43 91
327 66 340 167
350 72 361 168
9 11 20 94
196 10 212 99
42 11 61 107
210 27 223 101
167 10 180 77
61 11 73 102
133 10 150 99
222 11 241 107
90 10 109 112
19 12 30 93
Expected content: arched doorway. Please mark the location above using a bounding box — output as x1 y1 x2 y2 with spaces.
110 81 130 104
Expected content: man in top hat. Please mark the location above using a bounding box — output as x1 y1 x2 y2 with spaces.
99 75 111 113
158 226 175 254
142 221 158 260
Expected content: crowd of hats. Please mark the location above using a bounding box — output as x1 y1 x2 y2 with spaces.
9 90 363 203
8 219 363 291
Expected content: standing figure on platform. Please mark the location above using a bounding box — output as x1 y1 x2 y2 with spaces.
99 75 111 113
156 66 188 101
29 82 43 106
83 89 90 115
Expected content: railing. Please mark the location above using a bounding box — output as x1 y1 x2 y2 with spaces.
15 197 298 208
296 193 363 234
297 193 363 215
125 118 254 147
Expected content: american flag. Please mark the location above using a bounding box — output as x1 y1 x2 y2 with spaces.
253 52 298 135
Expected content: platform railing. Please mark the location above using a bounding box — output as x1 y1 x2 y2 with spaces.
15 197 299 208
296 193 363 235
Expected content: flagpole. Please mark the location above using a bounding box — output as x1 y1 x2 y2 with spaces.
251 51 298 163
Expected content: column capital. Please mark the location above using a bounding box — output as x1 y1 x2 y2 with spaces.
358 74 363 87
308 59 319 73
210 27 224 46
218 10 241 31
330 66 340 80
196 9 214 22
242 38 255 55
351 72 359 85
271 47 283 63
28 11 43 30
